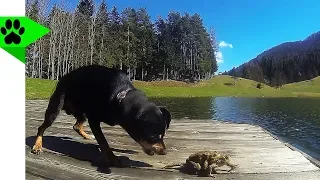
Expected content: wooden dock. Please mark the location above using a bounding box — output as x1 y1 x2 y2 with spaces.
25 100 320 180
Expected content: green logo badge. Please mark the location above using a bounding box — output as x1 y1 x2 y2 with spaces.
0 17 50 63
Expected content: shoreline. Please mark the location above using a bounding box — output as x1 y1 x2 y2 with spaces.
26 95 320 100
26 76 320 99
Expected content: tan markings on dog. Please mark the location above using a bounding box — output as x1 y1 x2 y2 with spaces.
73 121 93 140
162 151 237 177
31 136 43 154
160 140 167 154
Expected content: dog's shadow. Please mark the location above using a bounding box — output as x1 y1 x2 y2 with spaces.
25 136 152 174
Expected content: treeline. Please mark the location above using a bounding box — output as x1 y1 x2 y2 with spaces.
25 0 218 82
226 48 320 86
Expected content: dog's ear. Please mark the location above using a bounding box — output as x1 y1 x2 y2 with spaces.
158 106 171 129
136 106 156 123
136 110 147 122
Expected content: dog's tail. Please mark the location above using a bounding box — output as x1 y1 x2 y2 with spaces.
162 163 184 169
45 79 66 117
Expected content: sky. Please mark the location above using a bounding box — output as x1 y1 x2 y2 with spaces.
49 0 320 72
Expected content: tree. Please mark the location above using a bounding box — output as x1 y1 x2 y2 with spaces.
95 0 108 65
155 16 170 80
74 0 95 67
136 8 156 80
121 7 139 80
76 0 94 17
25 1 221 82
25 0 40 78
109 6 124 69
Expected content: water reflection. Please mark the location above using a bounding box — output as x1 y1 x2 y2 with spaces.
150 97 320 161
151 97 213 119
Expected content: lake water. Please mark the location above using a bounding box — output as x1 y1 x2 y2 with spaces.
150 97 320 161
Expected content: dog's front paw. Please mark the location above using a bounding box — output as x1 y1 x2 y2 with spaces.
31 145 43 155
97 155 127 168
111 157 125 168
82 134 95 140
110 155 130 168
89 135 95 140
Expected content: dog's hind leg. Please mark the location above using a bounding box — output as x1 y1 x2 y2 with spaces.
73 113 94 140
31 92 65 155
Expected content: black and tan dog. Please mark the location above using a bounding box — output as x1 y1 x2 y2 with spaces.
31 65 171 167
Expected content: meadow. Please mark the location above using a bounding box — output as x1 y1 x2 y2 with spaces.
26 75 320 99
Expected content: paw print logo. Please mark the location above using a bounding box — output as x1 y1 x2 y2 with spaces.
1 19 25 45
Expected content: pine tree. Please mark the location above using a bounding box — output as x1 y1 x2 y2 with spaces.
209 27 218 75
27 0 39 22
74 0 95 66
95 0 109 65
76 0 94 17
25 0 40 78
109 6 124 69
121 8 139 79
136 8 156 80
167 11 183 79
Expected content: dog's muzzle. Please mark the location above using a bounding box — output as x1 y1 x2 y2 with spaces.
138 140 167 156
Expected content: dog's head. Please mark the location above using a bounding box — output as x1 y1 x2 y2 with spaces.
123 103 171 156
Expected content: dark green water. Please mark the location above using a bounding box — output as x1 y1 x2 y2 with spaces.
150 97 320 161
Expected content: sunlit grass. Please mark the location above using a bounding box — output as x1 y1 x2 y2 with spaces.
26 75 320 99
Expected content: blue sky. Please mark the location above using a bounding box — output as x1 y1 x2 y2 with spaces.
50 0 320 72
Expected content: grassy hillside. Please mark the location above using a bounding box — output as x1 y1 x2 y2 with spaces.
281 76 320 97
26 75 317 99
26 78 58 99
132 75 294 98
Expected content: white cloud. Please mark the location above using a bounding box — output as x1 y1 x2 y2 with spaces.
219 41 233 48
215 51 223 64
215 41 233 64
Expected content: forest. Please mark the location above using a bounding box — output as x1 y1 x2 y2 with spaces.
226 31 320 87
25 0 218 82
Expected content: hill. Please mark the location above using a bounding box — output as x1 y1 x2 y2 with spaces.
281 76 320 97
257 31 320 58
226 31 320 86
26 76 320 100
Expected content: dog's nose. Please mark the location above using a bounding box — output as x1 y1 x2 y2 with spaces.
158 149 167 155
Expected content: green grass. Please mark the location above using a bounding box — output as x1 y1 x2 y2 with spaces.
131 75 295 98
26 78 58 99
27 75 320 99
281 76 320 97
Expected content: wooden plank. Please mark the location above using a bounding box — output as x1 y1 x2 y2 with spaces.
25 100 320 179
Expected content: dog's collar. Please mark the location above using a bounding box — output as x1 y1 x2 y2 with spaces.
116 89 131 104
